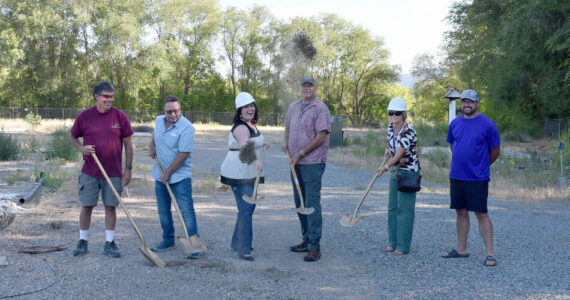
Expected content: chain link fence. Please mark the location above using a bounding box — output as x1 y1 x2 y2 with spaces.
544 118 570 142
0 107 384 128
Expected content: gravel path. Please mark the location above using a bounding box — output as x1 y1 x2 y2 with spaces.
0 127 568 299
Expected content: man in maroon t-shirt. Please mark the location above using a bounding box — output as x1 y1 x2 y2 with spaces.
69 81 134 258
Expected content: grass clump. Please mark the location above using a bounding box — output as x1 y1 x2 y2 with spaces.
7 169 31 185
46 128 77 161
0 132 19 161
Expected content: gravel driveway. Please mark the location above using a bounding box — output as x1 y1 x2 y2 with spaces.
0 127 568 299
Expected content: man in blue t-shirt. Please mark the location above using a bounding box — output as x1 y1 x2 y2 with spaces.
442 89 501 267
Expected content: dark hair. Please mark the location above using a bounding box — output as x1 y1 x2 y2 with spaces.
232 103 258 124
92 81 114 98
163 95 180 105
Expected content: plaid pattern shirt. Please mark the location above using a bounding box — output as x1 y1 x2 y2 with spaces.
283 98 331 164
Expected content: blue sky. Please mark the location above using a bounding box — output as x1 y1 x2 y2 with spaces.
218 0 455 74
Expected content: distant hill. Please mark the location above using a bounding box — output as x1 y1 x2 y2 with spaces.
398 74 415 89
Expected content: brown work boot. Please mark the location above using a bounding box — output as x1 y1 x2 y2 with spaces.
303 248 321 262
290 242 308 252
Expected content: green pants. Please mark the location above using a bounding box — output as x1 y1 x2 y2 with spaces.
387 169 417 253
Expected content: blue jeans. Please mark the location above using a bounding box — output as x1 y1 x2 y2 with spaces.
155 178 198 244
388 169 417 253
231 185 256 256
290 163 325 250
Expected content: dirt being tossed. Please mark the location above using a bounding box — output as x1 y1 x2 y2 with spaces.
292 31 317 60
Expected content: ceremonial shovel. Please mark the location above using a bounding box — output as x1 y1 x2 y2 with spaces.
91 153 166 267
154 157 207 256
287 152 314 215
242 146 267 204
340 156 390 227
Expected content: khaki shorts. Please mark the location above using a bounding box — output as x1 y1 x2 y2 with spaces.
78 173 122 207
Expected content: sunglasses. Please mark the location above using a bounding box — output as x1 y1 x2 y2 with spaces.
99 94 114 99
165 109 180 114
388 111 403 116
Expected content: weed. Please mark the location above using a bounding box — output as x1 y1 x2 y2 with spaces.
48 221 63 229
46 128 77 161
0 132 19 160
34 159 74 188
7 169 31 185
25 112 42 132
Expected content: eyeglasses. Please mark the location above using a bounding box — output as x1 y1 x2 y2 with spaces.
99 94 114 99
388 111 403 116
165 109 180 114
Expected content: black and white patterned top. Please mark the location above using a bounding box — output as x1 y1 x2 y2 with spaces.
387 122 420 172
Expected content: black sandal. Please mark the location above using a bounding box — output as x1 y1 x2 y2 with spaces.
442 249 469 258
483 255 497 266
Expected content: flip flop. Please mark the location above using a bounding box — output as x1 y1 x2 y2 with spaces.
442 249 469 258
484 255 497 266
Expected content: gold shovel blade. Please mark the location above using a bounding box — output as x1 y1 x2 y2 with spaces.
297 206 315 215
139 247 166 267
177 236 197 255
189 234 208 252
340 213 363 227
242 194 256 204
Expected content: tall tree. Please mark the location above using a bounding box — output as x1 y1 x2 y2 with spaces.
446 0 569 132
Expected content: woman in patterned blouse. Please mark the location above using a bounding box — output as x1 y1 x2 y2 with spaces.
376 97 420 255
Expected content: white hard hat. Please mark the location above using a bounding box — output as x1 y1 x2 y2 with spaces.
235 92 255 109
387 97 407 111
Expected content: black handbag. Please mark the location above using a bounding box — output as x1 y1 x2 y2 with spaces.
396 167 422 193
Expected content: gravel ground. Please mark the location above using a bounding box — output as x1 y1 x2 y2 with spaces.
0 127 568 299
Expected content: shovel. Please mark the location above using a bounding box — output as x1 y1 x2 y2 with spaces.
340 156 390 227
153 157 207 256
242 146 267 204
287 152 314 215
91 153 166 267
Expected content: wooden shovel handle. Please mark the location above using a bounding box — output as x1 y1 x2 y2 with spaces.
287 151 307 210
350 156 390 219
153 157 192 241
251 146 267 202
90 153 147 247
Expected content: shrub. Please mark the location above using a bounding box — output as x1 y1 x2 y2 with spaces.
0 132 19 161
413 122 448 147
25 112 42 132
46 128 77 161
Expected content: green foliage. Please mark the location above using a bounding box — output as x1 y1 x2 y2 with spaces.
445 0 570 132
7 169 30 185
413 122 448 147
25 112 42 131
0 132 19 161
346 131 386 159
46 128 77 161
36 168 66 188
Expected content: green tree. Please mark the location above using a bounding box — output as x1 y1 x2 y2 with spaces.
445 0 569 133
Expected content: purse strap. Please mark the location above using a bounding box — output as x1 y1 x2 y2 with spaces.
394 123 422 176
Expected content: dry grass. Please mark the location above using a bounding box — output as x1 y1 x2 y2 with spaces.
2 119 568 202
1 118 75 133
490 178 569 202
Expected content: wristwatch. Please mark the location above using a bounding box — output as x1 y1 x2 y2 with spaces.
126 165 133 170
300 150 306 156
384 164 389 170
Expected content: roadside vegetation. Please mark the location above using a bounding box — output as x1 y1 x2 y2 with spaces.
335 123 570 201
0 132 19 161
